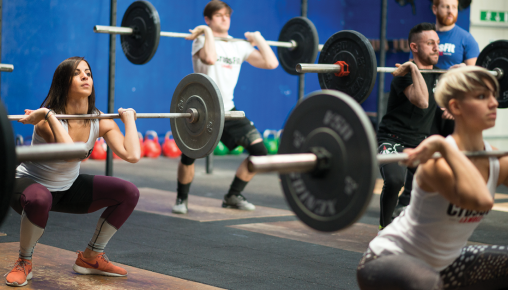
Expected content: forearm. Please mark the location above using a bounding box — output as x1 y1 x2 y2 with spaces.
408 66 429 108
254 38 278 69
200 29 217 64
122 118 141 162
440 142 493 211
46 113 74 144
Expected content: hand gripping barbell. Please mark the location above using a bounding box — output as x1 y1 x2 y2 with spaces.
246 90 508 232
93 0 321 74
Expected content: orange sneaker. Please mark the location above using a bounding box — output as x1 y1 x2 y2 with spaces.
73 251 127 277
5 258 32 287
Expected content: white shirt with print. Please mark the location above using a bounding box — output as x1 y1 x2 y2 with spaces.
192 35 255 111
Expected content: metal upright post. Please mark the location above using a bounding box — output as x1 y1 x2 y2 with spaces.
297 0 308 103
106 0 116 176
376 0 388 127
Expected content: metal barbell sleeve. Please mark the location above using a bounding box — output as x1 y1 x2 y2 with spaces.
17 143 89 162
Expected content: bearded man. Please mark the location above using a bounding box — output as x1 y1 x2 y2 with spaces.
395 0 480 216
377 23 441 229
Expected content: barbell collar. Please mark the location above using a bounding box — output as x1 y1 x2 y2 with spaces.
8 111 245 121
16 143 89 162
0 64 14 72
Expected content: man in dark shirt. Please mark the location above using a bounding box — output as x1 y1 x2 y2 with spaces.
377 23 440 229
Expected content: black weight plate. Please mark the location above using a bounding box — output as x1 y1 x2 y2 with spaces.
120 1 161 65
476 40 508 108
279 90 377 232
0 101 17 226
170 73 224 159
278 17 319 75
318 31 377 104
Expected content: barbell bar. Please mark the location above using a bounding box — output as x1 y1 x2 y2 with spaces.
295 63 504 80
93 1 320 74
8 111 245 121
298 30 508 107
249 151 508 174
245 89 508 233
94 25 307 49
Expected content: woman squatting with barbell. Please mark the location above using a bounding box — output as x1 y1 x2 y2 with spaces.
357 66 508 289
5 57 141 286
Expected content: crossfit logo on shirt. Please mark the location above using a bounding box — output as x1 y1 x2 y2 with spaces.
447 203 489 223
378 142 402 155
439 43 455 56
217 56 241 69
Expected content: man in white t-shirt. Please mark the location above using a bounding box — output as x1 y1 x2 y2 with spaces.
172 0 279 214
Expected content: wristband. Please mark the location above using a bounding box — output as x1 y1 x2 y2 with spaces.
45 109 54 122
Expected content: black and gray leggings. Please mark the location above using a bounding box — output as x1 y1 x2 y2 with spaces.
357 245 508 290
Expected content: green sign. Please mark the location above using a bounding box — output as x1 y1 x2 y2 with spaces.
480 11 507 22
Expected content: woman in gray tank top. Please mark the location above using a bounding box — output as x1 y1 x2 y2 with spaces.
357 66 508 290
5 57 141 287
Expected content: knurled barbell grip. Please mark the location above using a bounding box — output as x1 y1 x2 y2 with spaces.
249 150 508 174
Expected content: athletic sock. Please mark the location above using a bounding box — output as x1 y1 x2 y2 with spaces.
177 181 191 200
19 211 45 260
226 176 248 197
87 218 118 253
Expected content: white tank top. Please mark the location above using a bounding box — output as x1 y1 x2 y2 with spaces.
16 120 99 192
369 136 499 271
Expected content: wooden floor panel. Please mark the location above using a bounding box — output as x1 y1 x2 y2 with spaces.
0 242 223 290
230 221 378 253
136 187 294 222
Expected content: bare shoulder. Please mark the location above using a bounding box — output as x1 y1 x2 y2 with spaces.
418 158 454 192
497 155 508 185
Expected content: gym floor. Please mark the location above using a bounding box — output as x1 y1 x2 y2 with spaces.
1 155 508 289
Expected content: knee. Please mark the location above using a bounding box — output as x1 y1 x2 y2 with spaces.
180 154 195 166
120 181 140 207
382 175 405 191
22 184 52 212
246 142 268 156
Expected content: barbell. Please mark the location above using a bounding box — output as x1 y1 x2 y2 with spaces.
295 30 508 107
246 90 508 232
93 1 321 75
8 73 245 160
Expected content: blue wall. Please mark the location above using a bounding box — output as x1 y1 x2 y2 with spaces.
2 0 471 139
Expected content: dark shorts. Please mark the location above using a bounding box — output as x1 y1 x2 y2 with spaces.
12 175 95 215
220 109 262 151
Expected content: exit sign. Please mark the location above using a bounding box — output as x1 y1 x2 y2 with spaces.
480 11 508 23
